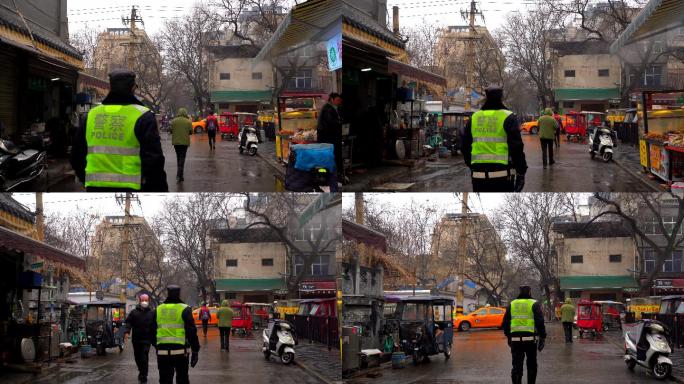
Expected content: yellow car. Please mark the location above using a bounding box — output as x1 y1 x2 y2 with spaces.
192 119 206 133
520 121 539 134
454 306 506 331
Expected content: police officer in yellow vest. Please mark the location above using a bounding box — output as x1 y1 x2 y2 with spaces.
70 70 168 192
502 285 546 384
462 86 527 192
152 285 200 384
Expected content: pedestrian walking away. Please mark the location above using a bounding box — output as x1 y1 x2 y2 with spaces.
206 110 218 151
124 293 156 383
153 285 200 384
503 285 547 384
171 108 192 183
70 69 168 192
537 108 558 168
216 299 236 351
199 303 210 337
462 85 528 192
560 298 576 343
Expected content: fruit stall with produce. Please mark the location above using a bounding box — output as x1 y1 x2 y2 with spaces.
639 90 684 189
276 94 324 164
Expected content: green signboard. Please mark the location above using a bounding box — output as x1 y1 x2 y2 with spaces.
30 262 44 270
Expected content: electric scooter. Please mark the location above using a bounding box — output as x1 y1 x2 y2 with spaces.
624 319 673 380
262 319 297 365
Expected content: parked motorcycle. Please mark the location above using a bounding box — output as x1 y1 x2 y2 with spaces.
238 126 259 156
624 319 672 380
262 319 297 365
589 126 616 162
0 139 46 191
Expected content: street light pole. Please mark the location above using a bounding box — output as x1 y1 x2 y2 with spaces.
457 192 469 315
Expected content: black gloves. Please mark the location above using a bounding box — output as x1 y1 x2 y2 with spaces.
191 351 198 367
514 174 525 192
537 338 545 352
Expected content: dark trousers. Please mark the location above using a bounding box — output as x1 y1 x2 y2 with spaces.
157 353 189 384
208 133 216 149
133 342 150 381
555 130 560 148
540 139 554 165
511 341 537 384
174 145 188 179
219 327 231 350
471 177 515 192
563 322 573 342
201 319 208 337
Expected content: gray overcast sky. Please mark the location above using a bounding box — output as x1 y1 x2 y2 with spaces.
12 193 172 218
341 192 506 216
387 0 544 34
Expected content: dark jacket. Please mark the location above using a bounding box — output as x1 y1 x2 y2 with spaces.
70 92 169 192
317 103 341 145
124 305 156 345
462 103 528 176
502 293 547 339
151 297 200 352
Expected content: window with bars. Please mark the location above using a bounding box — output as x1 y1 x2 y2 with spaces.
609 254 622 263
571 255 583 264
598 69 609 77
226 259 237 267
252 72 262 80
643 66 663 87
262 258 273 266
220 73 230 80
564 70 576 77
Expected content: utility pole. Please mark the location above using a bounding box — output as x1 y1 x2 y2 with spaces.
121 6 143 71
116 193 139 303
354 193 364 225
35 193 44 241
456 192 469 315
461 1 483 112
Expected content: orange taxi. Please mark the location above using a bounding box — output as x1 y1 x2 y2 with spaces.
192 118 206 133
520 121 539 134
192 306 219 326
454 306 506 331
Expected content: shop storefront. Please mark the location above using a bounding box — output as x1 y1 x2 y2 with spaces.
0 226 85 366
341 3 446 182
255 0 343 162
0 7 83 155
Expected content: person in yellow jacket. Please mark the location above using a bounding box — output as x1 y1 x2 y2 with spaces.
152 285 200 384
560 298 576 343
216 300 236 351
462 86 528 192
70 70 168 192
503 285 546 384
537 108 560 168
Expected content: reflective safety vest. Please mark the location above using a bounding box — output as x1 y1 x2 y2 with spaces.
156 303 188 346
510 298 536 334
85 104 148 189
470 109 512 165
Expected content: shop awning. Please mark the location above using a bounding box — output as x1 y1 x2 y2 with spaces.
210 90 272 103
611 0 684 53
554 88 620 101
0 226 85 270
215 278 285 292
342 219 387 253
388 58 447 88
560 275 639 290
254 0 342 62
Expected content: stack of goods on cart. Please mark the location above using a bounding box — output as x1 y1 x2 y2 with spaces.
281 110 317 143
292 128 317 142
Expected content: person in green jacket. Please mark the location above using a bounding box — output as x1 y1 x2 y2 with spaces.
537 108 559 168
216 300 236 351
170 108 192 182
560 298 576 343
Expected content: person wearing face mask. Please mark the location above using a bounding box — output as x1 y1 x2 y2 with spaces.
125 293 156 383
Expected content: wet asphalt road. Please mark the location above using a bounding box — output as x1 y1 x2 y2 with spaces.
346 323 673 384
42 133 283 192
30 327 318 384
397 134 651 192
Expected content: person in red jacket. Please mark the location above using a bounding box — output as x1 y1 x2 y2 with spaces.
205 110 218 151
199 303 211 337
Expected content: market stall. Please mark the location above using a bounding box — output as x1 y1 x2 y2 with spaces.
276 94 324 164
638 90 684 188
